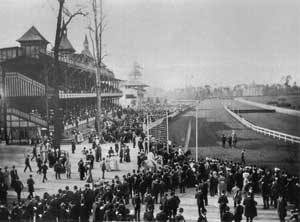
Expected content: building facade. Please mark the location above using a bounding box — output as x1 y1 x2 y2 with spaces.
119 63 148 109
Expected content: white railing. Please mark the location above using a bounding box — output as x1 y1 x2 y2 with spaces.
59 92 123 99
64 117 96 130
6 72 46 97
235 97 300 117
224 106 300 144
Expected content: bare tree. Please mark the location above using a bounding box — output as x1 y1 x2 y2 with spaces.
52 0 86 148
88 0 107 136
281 75 292 88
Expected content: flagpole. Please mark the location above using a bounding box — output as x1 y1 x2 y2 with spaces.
166 111 169 153
147 113 150 153
196 102 198 162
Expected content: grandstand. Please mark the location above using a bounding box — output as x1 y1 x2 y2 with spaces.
0 26 122 144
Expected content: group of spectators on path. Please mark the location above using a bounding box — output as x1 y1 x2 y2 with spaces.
0 105 299 222
1 138 300 222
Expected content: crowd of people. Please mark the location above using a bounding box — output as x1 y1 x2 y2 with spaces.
221 131 238 148
0 105 299 222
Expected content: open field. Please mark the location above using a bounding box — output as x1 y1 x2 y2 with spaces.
169 99 300 175
228 100 300 137
246 95 300 110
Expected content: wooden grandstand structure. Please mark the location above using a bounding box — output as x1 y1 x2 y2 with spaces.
0 26 122 144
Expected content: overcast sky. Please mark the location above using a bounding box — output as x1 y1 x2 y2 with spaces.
0 0 299 89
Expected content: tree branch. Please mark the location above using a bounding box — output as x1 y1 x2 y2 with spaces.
89 27 96 61
63 9 88 30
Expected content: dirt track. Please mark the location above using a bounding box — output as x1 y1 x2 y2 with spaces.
169 99 300 175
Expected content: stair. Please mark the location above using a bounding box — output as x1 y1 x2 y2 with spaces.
7 108 48 127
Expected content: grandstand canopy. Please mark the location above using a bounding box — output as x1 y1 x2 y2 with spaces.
123 79 149 88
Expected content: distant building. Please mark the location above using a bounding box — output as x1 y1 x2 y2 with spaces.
120 62 148 109
233 83 264 97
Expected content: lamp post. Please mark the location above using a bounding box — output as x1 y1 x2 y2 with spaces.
166 110 169 153
195 101 198 162
146 113 150 153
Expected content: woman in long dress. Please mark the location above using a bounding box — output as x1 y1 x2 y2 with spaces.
110 155 119 171
65 157 71 179
4 166 10 188
105 156 111 172
218 172 226 196
86 164 93 183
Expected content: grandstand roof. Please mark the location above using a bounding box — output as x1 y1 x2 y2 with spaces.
124 79 148 88
17 26 49 43
58 34 75 53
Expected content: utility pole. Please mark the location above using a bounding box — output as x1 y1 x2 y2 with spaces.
89 0 106 137
166 110 169 153
1 67 8 145
147 113 150 153
196 101 198 162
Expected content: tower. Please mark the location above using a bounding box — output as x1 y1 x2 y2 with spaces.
57 27 75 55
17 26 49 56
81 35 92 58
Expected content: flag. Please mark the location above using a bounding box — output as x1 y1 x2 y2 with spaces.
184 120 191 152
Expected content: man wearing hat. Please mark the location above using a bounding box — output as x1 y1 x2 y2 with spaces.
26 174 35 199
14 178 24 202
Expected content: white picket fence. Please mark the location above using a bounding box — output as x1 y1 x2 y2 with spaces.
224 106 300 144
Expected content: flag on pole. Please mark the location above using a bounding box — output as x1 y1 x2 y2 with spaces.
184 120 191 152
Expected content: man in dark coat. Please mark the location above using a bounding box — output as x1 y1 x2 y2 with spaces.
31 145 37 161
78 159 86 180
41 162 48 183
27 175 35 199
151 179 160 204
143 207 154 222
195 188 206 217
100 158 106 179
277 195 287 222
132 193 141 221
95 146 102 162
54 161 61 180
218 190 228 220
71 140 76 154
24 155 32 172
14 178 24 202
156 205 169 222
243 193 257 222
84 184 95 212
36 154 43 174
0 205 9 221
138 139 144 152
10 166 18 189
174 207 185 222
222 206 234 222
221 134 226 148
234 200 244 222
261 179 271 209
0 182 8 204
168 192 181 219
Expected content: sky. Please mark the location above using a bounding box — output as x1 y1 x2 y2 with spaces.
0 0 299 89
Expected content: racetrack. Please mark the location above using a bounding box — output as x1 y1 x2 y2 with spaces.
168 98 300 175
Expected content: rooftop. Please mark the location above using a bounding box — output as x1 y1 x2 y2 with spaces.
17 26 49 43
58 34 75 53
